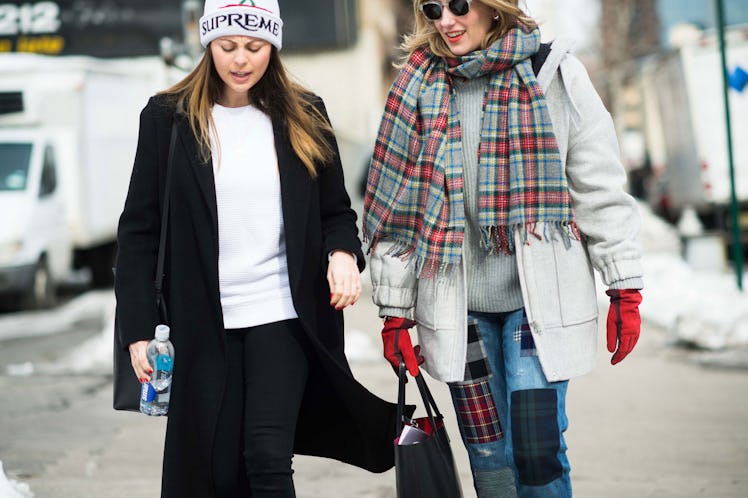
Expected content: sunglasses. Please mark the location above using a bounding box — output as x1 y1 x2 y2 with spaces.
420 0 472 21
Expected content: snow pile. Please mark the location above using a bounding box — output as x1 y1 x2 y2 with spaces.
38 305 116 375
637 202 748 350
636 201 682 256
0 290 111 341
345 328 380 363
5 293 114 377
0 461 33 498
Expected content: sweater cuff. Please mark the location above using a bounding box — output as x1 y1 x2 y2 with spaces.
599 257 643 287
607 277 644 290
377 306 415 320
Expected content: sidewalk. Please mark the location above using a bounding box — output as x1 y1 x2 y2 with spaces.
16 281 748 498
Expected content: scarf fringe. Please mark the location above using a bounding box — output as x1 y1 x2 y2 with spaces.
480 221 580 254
412 255 461 281
367 235 461 281
370 222 580 281
385 239 459 281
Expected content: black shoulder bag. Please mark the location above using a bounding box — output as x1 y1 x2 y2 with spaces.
392 326 463 497
394 364 463 497
113 120 178 412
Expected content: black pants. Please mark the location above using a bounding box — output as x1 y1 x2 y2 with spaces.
212 319 310 498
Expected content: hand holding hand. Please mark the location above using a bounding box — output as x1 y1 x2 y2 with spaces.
381 316 424 377
327 250 361 310
128 340 153 383
606 289 642 365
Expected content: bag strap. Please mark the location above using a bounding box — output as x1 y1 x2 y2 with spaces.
531 42 552 76
415 372 442 419
396 361 444 437
155 120 178 325
393 328 444 432
396 362 406 433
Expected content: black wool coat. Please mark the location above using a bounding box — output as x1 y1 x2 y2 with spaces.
114 94 404 497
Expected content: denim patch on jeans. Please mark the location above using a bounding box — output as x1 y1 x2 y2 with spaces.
516 316 537 357
450 379 504 444
449 309 572 498
464 319 492 380
510 389 562 486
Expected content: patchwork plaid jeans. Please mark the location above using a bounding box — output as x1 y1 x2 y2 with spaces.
448 309 572 498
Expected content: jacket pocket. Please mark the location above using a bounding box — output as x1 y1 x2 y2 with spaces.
415 275 457 330
553 238 597 326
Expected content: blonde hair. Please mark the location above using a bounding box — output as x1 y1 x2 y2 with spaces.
160 48 333 177
400 0 537 60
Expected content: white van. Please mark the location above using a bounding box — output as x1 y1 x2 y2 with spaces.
0 54 172 308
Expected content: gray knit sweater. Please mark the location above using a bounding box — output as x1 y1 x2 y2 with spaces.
453 76 524 312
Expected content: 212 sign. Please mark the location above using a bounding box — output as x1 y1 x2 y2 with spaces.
0 2 61 35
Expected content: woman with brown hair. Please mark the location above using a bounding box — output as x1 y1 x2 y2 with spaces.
115 1 401 496
364 1 644 496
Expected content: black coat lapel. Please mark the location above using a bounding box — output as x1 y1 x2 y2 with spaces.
273 117 311 295
176 116 218 233
172 116 223 327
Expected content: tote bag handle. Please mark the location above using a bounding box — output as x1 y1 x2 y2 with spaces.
394 329 445 437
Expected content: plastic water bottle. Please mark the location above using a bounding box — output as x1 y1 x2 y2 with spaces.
140 324 175 416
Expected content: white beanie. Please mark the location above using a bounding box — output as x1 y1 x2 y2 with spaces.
199 0 283 50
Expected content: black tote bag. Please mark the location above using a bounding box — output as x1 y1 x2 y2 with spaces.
112 121 177 412
394 363 463 498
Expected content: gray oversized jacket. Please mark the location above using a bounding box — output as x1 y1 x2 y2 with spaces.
370 40 644 383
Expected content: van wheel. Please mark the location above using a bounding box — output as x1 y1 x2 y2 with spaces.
22 258 56 310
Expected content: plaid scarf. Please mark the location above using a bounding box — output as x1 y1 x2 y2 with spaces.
363 26 577 278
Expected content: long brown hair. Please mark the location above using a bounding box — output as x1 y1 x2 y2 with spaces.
400 0 537 60
161 47 333 177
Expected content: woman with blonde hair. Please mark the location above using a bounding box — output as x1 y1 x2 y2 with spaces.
364 0 644 496
115 1 402 496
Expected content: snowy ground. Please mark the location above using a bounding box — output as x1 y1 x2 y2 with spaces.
0 461 33 498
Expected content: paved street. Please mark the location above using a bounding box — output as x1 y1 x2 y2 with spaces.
1 284 747 498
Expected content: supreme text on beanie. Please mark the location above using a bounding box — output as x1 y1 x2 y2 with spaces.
199 0 283 50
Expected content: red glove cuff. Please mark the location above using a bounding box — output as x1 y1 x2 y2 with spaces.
383 316 416 332
606 288 643 305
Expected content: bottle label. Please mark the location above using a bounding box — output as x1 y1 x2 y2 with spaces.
156 354 173 372
141 381 157 402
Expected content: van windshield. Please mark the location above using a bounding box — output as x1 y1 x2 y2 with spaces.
0 143 32 191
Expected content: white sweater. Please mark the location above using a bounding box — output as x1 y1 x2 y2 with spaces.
210 104 297 329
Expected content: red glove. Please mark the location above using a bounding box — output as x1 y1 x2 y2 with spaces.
606 289 643 365
381 317 424 377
